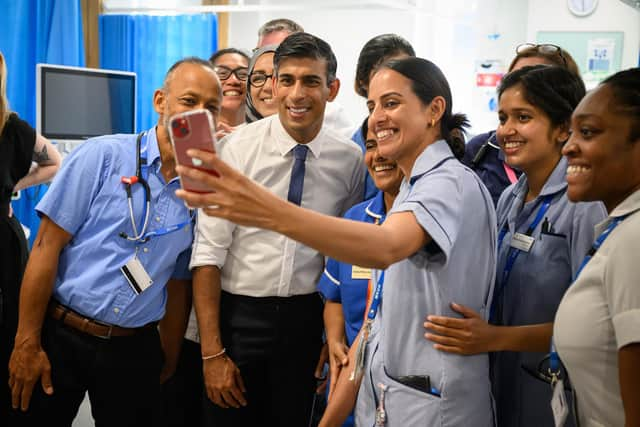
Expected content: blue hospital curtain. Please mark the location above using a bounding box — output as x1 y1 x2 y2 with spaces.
0 0 85 245
99 14 218 132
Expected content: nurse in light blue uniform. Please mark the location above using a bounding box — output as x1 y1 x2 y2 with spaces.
355 138 496 427
346 58 496 427
425 65 607 427
171 57 497 427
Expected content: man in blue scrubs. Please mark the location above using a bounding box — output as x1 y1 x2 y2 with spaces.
7 57 221 427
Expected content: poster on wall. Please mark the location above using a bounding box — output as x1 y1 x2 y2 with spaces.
585 38 615 86
537 31 624 89
474 59 504 113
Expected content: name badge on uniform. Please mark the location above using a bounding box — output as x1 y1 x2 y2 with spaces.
121 255 153 295
551 378 568 427
352 265 372 280
510 232 535 252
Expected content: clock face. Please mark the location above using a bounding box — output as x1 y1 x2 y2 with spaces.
567 0 599 16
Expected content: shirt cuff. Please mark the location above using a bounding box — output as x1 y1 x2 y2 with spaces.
613 308 640 349
189 244 227 270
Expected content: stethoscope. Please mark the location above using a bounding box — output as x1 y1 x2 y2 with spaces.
119 132 152 243
118 132 195 244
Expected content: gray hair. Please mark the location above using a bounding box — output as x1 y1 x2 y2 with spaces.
257 18 304 37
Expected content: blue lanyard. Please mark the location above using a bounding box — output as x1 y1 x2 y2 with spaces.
367 271 385 321
549 214 628 372
491 195 553 321
123 132 193 244
138 210 195 242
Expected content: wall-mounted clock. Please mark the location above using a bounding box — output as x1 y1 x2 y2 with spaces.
567 0 599 17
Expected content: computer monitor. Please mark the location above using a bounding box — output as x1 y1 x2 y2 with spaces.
36 64 136 149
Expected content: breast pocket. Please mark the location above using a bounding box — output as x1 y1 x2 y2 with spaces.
525 233 572 312
370 360 442 427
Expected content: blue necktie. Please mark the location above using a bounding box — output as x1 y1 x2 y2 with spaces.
287 145 309 206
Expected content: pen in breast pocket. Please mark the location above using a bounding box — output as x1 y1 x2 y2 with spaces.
541 217 550 234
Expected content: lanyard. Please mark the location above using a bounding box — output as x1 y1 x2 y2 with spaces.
367 271 385 321
352 270 385 381
491 195 554 321
121 132 192 244
503 162 518 184
549 214 628 372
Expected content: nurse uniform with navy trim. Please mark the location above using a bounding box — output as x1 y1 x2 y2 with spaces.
491 156 606 427
317 190 386 346
36 128 193 326
355 140 497 427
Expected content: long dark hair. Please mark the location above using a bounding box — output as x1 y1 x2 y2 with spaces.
383 57 468 159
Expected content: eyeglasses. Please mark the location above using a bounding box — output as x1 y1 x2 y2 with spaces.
249 72 274 88
515 43 567 67
214 65 249 81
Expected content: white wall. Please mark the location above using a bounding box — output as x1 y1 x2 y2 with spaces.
226 0 638 135
527 0 640 71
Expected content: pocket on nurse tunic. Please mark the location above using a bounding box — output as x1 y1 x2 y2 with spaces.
373 362 442 426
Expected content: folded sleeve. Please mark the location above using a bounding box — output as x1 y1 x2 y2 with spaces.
604 221 640 349
317 257 342 302
391 170 463 261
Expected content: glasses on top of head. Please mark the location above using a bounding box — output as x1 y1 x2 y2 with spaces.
249 72 274 88
515 43 568 67
214 65 249 81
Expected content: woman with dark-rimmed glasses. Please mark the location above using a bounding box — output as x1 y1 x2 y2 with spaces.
209 48 250 137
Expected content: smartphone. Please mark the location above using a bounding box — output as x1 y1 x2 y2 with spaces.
169 109 219 193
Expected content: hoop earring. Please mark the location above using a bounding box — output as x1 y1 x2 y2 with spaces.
430 118 435 128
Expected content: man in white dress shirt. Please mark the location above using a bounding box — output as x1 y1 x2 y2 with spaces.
190 32 364 427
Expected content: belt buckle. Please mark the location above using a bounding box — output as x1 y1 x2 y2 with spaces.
95 322 114 339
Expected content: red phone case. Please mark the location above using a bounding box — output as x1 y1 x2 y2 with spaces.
169 109 218 193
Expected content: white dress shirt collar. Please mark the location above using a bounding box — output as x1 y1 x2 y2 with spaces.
271 115 326 159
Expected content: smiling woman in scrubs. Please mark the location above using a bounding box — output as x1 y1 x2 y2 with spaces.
424 65 607 427
554 67 640 427
317 118 403 427
173 56 497 426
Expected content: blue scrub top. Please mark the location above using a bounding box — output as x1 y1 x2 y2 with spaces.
491 156 607 427
36 128 193 328
317 190 386 345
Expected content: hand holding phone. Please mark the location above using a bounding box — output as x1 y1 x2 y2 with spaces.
169 109 218 193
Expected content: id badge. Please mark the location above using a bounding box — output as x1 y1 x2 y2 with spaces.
510 232 535 252
551 378 569 427
352 265 372 280
121 255 153 295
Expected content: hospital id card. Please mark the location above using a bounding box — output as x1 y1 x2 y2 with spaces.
510 232 535 252
352 265 372 280
121 255 153 295
551 378 568 427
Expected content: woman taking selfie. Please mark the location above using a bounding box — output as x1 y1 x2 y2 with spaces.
174 57 497 426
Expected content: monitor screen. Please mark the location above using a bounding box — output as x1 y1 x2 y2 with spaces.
36 64 136 140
